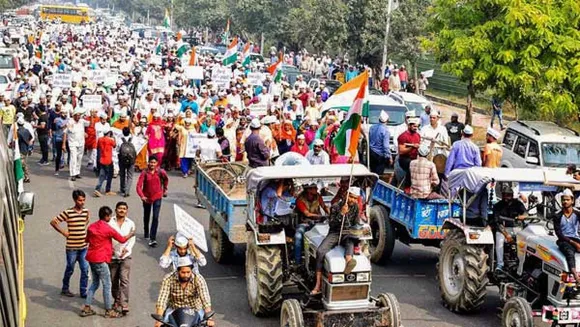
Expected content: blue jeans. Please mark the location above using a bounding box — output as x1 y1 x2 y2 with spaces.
295 223 312 264
180 157 193 175
62 248 89 296
85 262 113 310
164 308 204 325
95 164 113 192
491 109 503 129
143 199 162 240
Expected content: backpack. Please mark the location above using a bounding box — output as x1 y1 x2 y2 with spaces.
118 137 137 166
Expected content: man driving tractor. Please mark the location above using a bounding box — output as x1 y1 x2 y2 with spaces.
295 183 330 264
490 184 527 273
311 186 362 295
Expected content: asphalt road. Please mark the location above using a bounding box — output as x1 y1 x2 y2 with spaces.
21 134 542 327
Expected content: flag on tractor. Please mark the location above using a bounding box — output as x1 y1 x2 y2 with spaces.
267 53 284 83
163 9 170 28
333 75 368 157
241 42 251 66
176 42 188 58
222 37 238 66
188 47 197 66
321 71 370 116
12 124 24 193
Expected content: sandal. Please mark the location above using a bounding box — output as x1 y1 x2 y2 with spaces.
79 307 96 317
104 309 123 318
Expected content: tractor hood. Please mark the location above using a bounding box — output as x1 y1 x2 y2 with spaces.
517 224 571 272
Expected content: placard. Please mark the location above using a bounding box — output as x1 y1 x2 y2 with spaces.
150 55 162 66
154 79 167 90
144 30 152 39
131 135 147 153
211 67 231 88
185 66 204 80
247 72 264 86
83 95 102 109
184 132 206 158
89 69 107 83
53 73 72 88
249 103 268 116
422 69 434 78
174 204 208 252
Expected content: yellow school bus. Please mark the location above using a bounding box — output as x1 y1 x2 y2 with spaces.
39 5 93 24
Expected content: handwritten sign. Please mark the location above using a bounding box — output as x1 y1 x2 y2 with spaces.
53 73 72 88
249 103 268 116
154 79 167 90
185 66 204 80
83 95 102 109
89 69 107 83
247 72 264 86
174 204 208 252
184 132 205 158
211 67 231 88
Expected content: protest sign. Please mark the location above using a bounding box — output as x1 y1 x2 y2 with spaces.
89 69 107 84
185 66 204 80
421 69 434 78
131 135 148 153
249 103 268 116
174 204 208 252
185 132 206 158
144 30 152 39
83 95 102 109
53 73 72 88
247 72 264 86
154 79 167 90
211 67 231 88
150 55 162 66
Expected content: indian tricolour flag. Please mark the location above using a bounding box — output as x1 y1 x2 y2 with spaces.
222 37 238 66
322 71 369 115
267 60 283 83
12 124 24 193
241 43 251 66
176 41 188 58
154 38 162 55
333 76 368 157
163 9 170 28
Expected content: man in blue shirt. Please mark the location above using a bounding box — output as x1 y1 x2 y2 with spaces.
180 92 199 115
444 125 481 176
555 189 580 286
369 110 391 175
419 105 431 129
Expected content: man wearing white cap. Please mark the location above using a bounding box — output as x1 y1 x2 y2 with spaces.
554 189 580 286
244 118 270 168
368 110 392 174
419 110 450 157
159 234 206 274
410 144 443 199
306 139 330 165
444 125 481 177
482 127 503 168
65 107 89 181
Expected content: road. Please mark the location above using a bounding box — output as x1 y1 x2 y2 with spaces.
22 104 527 327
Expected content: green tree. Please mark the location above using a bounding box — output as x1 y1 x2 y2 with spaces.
425 0 580 125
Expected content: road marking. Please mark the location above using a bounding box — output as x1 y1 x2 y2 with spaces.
205 276 239 281
373 274 427 278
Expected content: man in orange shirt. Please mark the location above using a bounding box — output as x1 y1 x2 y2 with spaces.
482 127 502 168
95 128 117 197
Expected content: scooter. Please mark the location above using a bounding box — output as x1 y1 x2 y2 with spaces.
151 309 215 327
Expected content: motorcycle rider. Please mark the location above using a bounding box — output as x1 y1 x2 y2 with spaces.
159 235 207 274
490 184 527 272
554 189 580 285
155 256 214 327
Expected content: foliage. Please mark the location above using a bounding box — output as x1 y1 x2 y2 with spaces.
425 0 580 124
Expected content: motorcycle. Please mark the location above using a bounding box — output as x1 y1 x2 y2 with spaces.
151 308 215 327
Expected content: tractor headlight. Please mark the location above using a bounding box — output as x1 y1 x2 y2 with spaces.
356 272 370 282
330 273 344 283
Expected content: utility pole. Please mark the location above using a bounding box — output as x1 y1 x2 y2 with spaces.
147 9 150 26
260 32 264 56
381 0 398 80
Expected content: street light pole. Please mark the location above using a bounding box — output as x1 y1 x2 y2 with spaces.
380 0 393 80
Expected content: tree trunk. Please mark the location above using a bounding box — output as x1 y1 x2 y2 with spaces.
413 63 419 94
466 82 474 126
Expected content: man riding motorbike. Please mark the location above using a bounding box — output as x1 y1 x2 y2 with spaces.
155 257 215 327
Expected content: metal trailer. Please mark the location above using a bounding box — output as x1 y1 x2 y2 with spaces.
194 163 247 263
369 179 462 263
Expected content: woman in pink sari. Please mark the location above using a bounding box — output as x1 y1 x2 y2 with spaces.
325 123 349 164
146 113 166 163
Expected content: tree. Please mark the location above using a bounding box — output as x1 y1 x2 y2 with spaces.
425 0 580 125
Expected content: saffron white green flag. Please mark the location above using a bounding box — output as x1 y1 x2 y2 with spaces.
322 71 370 116
333 72 368 157
12 124 24 193
267 60 283 83
176 42 188 58
222 37 238 66
241 43 251 66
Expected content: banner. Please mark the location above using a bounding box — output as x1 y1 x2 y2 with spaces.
53 73 72 88
185 66 204 80
185 132 206 158
421 69 434 78
247 72 264 86
154 79 167 90
211 67 231 88
83 95 102 109
174 204 208 252
89 69 107 84
249 103 268 116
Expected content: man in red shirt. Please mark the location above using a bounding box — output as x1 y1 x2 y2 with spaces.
80 206 134 318
136 156 169 247
94 129 116 197
396 117 421 188
294 183 329 264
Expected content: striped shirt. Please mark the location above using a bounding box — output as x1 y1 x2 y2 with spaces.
56 207 90 249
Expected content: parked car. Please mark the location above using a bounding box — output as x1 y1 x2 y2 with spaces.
388 91 432 114
307 78 342 95
500 120 580 169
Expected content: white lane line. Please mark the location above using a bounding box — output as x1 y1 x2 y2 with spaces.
373 274 427 278
205 276 239 281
